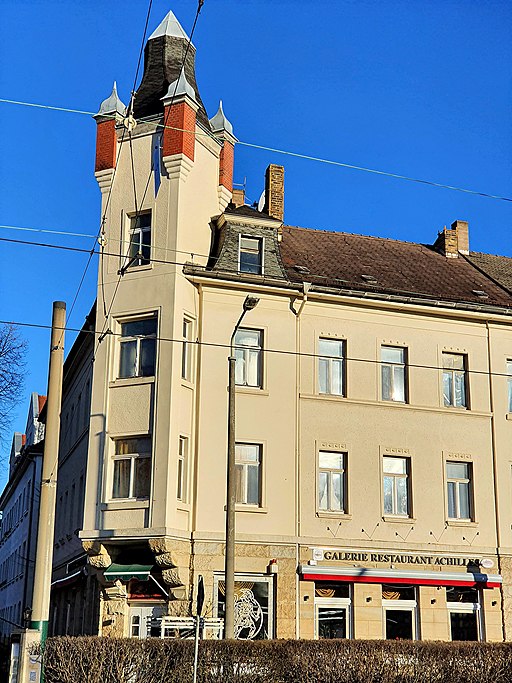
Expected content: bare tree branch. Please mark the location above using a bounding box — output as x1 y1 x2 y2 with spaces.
0 323 28 447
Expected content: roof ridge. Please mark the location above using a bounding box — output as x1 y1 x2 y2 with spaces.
469 250 512 260
283 224 432 248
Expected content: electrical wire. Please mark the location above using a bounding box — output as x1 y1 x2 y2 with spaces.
0 224 96 239
0 222 213 259
0 98 510 202
3 233 512 306
47 0 155 479
4 316 512 379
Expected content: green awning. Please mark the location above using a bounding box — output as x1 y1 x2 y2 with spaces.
104 563 153 582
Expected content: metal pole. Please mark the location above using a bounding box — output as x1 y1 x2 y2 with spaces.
30 302 66 653
224 297 259 640
192 615 200 683
224 355 237 638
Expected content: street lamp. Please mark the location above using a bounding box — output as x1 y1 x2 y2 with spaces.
224 295 260 638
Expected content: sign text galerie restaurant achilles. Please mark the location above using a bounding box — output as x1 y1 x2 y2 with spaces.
318 550 491 568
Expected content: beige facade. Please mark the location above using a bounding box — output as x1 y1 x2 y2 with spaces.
79 9 512 643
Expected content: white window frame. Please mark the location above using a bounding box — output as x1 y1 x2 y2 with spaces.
177 436 188 503
318 451 346 513
314 594 352 639
111 437 152 500
238 235 264 275
442 352 468 408
447 594 482 642
318 338 346 396
382 456 410 517
446 461 473 521
181 318 194 382
234 328 263 388
118 315 157 379
235 443 262 507
382 588 418 640
128 211 152 268
381 345 407 403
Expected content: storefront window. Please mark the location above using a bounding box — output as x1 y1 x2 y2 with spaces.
447 586 480 641
382 584 417 640
128 605 165 639
450 612 478 641
317 606 347 638
215 575 273 639
314 582 351 639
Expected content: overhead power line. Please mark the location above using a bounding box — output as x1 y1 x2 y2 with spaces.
0 223 213 259
3 233 512 304
3 316 512 379
0 97 510 203
0 224 97 239
51 0 154 360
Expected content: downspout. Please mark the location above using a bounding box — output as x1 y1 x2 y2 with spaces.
190 282 204 597
485 321 506 641
293 282 311 638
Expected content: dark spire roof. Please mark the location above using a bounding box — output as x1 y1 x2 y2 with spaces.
133 10 210 129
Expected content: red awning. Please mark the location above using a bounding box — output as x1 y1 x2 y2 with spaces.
299 565 501 589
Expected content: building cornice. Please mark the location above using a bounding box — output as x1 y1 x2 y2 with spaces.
215 213 283 229
184 268 512 324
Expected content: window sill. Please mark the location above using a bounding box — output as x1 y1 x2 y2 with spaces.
446 519 478 527
109 376 154 388
181 379 195 390
382 515 416 524
101 500 150 511
443 405 469 411
301 394 491 416
316 511 352 520
318 392 346 400
235 386 269 396
235 505 268 514
506 413 512 421
176 503 191 512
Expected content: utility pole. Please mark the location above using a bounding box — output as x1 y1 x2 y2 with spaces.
29 301 66 672
224 296 259 638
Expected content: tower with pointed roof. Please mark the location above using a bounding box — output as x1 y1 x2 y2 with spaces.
83 8 239 626
133 10 210 129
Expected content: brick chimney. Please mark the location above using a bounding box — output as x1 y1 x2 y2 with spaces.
264 164 285 221
231 188 245 207
433 220 469 258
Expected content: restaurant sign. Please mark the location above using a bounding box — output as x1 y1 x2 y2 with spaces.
313 548 492 568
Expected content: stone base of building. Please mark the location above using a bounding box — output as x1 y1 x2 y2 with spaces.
82 539 508 643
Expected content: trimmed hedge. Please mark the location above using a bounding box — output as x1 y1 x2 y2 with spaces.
40 637 512 683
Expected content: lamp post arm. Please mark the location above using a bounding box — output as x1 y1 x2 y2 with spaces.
230 310 248 349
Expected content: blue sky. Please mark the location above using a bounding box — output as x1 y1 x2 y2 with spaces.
0 0 511 485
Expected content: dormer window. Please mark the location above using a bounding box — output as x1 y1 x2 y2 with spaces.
239 236 263 275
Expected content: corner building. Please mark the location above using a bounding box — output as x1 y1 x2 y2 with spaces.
80 9 512 642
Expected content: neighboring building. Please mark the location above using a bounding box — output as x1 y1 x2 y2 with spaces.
48 304 97 636
69 8 512 643
0 394 45 646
